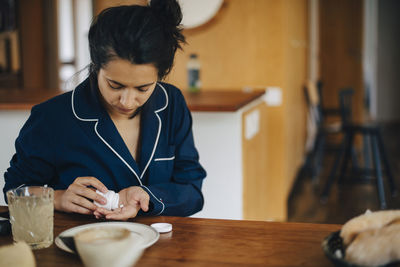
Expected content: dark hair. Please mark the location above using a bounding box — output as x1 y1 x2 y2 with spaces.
88 0 185 81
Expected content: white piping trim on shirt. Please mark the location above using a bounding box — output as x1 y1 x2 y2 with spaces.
141 185 164 215
94 122 142 183
154 156 175 161
139 82 169 179
71 85 166 214
71 88 97 122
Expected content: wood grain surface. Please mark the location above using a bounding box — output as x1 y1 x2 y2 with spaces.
0 88 62 110
181 90 264 112
0 206 340 266
0 89 264 112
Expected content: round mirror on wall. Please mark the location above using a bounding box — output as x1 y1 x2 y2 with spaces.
178 0 224 29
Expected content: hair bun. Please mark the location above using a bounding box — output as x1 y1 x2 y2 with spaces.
150 0 183 27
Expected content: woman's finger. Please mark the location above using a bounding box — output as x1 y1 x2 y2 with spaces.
93 210 105 219
77 186 107 204
75 177 108 193
106 205 139 220
68 203 93 215
69 181 107 204
70 193 98 211
95 207 114 216
138 192 150 212
106 213 130 220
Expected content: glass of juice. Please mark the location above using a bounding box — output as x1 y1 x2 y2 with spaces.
7 186 54 249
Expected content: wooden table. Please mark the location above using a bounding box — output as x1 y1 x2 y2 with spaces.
0 207 341 266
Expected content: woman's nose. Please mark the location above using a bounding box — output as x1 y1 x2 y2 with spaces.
120 89 136 107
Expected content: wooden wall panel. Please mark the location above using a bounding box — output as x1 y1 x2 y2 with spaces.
94 0 147 15
170 0 285 90
283 0 308 194
18 0 46 89
248 103 288 220
319 0 364 122
243 103 273 221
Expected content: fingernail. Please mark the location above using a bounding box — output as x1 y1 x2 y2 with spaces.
101 198 107 204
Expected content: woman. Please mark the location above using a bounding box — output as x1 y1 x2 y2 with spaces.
3 0 206 220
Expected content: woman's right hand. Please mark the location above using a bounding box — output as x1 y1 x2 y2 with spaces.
54 177 108 215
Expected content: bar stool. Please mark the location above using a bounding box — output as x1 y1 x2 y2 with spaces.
303 82 358 184
321 88 397 209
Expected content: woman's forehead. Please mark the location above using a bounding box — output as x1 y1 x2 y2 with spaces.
101 58 158 85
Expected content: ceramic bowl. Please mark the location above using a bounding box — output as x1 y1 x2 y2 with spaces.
74 226 143 267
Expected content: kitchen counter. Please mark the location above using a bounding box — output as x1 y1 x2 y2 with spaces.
182 90 265 111
0 88 62 110
0 88 264 112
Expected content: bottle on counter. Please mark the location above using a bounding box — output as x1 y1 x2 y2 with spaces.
187 53 201 93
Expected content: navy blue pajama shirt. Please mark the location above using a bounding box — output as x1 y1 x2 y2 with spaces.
3 79 206 216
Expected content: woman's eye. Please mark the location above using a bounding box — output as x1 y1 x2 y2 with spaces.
108 82 123 90
138 87 149 92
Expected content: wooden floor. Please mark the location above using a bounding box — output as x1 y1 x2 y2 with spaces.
288 123 400 224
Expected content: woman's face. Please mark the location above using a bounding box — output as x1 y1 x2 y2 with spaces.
97 58 158 119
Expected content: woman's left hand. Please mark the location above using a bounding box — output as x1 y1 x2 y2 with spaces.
94 186 149 220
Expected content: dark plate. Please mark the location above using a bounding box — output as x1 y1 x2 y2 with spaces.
321 231 400 267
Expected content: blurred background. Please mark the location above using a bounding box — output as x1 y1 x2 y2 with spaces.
0 0 399 224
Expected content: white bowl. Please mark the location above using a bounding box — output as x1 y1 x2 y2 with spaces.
74 226 143 267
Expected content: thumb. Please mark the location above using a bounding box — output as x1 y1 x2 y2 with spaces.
138 193 149 212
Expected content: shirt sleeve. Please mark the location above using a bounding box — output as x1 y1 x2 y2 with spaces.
3 105 57 201
139 89 206 216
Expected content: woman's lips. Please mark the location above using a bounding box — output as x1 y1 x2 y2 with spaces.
116 106 135 114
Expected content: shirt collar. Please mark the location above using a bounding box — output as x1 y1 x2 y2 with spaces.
71 78 167 121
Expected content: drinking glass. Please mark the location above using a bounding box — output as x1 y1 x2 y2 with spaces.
7 186 54 249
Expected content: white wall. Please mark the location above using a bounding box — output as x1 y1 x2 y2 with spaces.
308 0 319 83
363 0 378 119
0 110 30 205
191 112 243 220
376 0 400 122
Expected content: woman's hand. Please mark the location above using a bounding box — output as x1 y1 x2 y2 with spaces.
94 186 149 220
54 177 108 215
